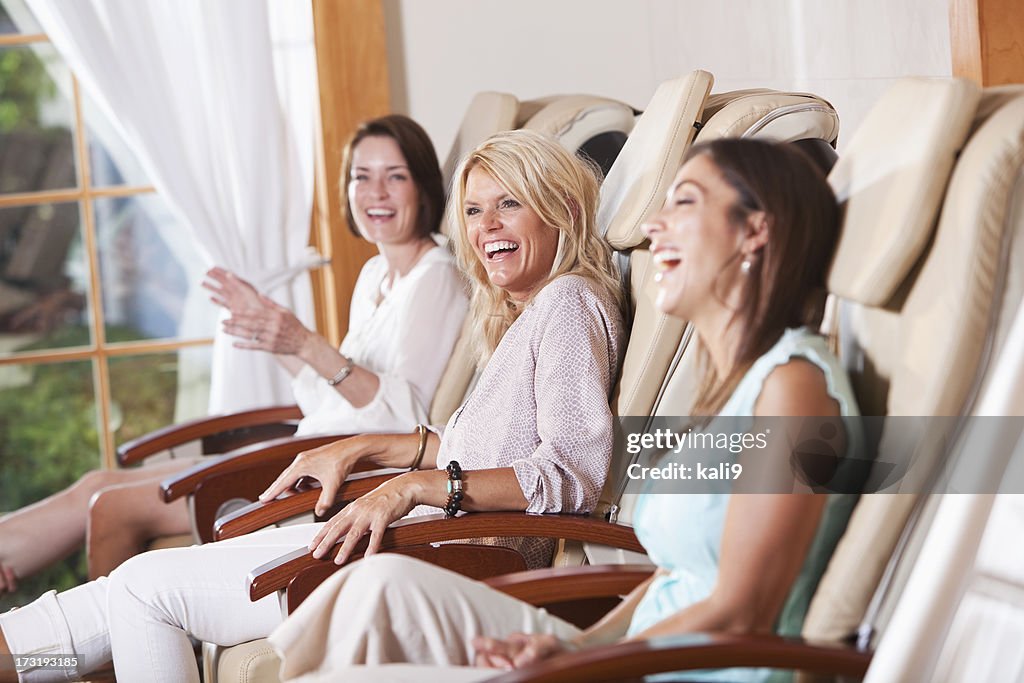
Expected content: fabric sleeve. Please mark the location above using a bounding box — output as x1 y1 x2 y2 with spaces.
296 261 468 435
512 289 616 514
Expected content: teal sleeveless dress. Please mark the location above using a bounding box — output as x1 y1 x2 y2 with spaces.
627 327 861 682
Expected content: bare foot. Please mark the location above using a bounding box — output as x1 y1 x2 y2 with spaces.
0 564 15 595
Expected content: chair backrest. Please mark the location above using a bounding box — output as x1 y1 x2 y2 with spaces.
865 202 1024 680
801 83 1024 646
851 89 1024 652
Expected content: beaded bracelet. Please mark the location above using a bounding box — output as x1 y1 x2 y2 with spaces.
444 460 464 517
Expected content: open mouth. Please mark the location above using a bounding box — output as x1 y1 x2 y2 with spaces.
653 249 683 272
366 208 396 220
484 240 520 261
652 248 683 282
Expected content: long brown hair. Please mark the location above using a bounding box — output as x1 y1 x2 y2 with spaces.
339 114 445 239
689 138 840 414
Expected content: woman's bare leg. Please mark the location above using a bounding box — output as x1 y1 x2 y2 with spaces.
0 625 14 683
0 459 196 589
86 474 194 579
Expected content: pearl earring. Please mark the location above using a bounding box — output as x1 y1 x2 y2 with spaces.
740 258 752 274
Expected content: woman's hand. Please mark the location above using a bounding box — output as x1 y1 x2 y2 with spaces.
472 633 571 669
203 267 262 314
307 474 421 564
221 293 314 356
259 437 368 515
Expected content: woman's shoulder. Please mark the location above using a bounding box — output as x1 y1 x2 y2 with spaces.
410 244 461 279
745 328 859 417
353 254 387 294
534 273 617 312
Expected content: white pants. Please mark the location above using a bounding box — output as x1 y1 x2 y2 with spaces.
0 523 321 683
270 554 581 682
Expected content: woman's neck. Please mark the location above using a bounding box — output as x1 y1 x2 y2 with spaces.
692 308 743 381
379 238 434 282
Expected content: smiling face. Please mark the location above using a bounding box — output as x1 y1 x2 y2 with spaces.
347 135 421 246
463 166 560 302
644 153 754 321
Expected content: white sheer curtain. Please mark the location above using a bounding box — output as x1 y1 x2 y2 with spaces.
25 0 320 413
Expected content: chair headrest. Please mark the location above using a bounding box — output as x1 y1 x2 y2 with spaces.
600 70 714 250
441 91 519 186
520 95 637 177
698 89 839 144
889 90 1024 417
826 78 981 308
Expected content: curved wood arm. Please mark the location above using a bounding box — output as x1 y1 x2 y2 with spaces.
212 469 405 541
117 405 303 465
487 633 872 682
483 564 655 607
159 433 358 503
248 513 642 601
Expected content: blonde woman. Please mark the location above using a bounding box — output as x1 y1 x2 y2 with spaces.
0 130 625 683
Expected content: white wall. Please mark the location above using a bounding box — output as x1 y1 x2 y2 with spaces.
385 0 952 154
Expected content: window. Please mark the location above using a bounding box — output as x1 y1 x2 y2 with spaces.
0 0 215 605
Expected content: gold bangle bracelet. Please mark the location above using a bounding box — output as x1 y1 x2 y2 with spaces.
409 424 429 470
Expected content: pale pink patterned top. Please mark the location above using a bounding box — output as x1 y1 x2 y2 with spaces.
410 274 625 568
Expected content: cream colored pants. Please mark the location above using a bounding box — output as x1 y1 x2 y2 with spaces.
269 554 582 681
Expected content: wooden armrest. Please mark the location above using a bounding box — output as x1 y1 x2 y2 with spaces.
483 564 655 607
118 404 303 465
248 512 642 601
212 468 405 541
488 633 872 682
159 433 359 503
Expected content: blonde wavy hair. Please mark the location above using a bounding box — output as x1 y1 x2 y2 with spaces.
449 130 624 362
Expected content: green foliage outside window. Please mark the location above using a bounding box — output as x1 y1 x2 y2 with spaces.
0 326 179 610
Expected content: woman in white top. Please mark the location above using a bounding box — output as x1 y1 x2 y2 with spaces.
0 115 467 586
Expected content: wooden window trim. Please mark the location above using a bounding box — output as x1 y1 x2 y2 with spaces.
951 0 1024 85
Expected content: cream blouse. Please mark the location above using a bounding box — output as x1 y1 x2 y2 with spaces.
291 245 468 436
420 274 625 568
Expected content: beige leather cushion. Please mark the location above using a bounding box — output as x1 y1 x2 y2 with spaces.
698 89 839 144
611 250 689 418
889 93 1024 417
600 70 714 249
440 91 519 185
827 78 981 307
805 89 1024 643
519 94 636 155
439 92 519 236
206 639 280 683
428 316 477 425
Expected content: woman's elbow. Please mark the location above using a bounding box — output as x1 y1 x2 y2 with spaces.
705 591 777 635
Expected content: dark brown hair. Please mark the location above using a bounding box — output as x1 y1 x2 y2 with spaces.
688 138 840 414
340 114 445 239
